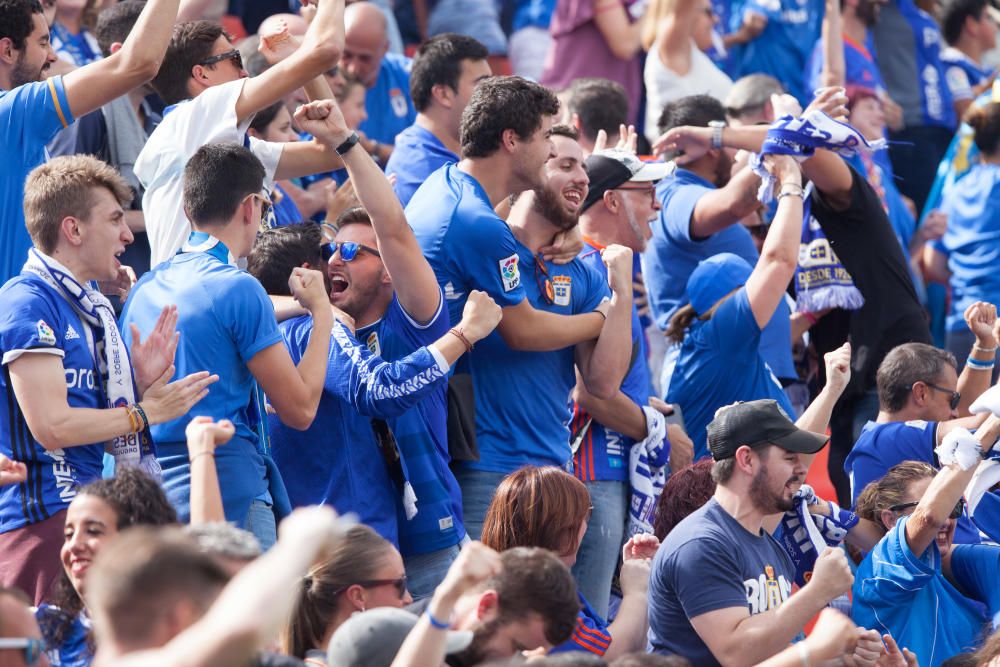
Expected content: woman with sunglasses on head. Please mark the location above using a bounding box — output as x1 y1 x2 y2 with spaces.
852 415 1000 666
35 467 178 667
480 465 657 661
281 524 410 666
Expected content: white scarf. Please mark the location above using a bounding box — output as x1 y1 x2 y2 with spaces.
23 250 161 477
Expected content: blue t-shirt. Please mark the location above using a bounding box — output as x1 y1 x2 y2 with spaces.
463 246 609 474
355 292 465 556
852 516 989 666
511 0 557 31
933 164 1000 332
270 299 450 548
642 169 795 381
385 124 458 207
845 420 981 544
36 605 90 667
648 498 795 665
734 0 824 104
570 242 650 483
897 0 957 129
943 48 991 103
408 164 526 326
549 592 612 655
0 274 104 533
806 33 886 95
0 77 74 285
359 53 417 147
666 288 794 461
120 235 282 523
271 183 304 228
949 543 1000 630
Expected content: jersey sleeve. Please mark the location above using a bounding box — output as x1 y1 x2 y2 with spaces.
6 77 75 148
668 538 753 618
216 273 283 363
743 0 779 21
664 182 715 247
449 214 525 307
945 65 974 103
385 289 450 348
857 517 937 606
949 544 1000 622
326 322 448 419
0 285 66 365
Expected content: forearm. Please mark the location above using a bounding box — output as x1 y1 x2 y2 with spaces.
298 0 345 63
820 0 845 88
295 311 335 411
189 452 225 524
693 167 763 238
32 406 135 451
116 0 181 73
582 295 633 397
796 385 840 436
573 383 648 441
956 342 995 416
801 152 853 206
603 592 649 660
714 590 829 667
269 295 308 323
303 72 336 104
499 308 604 352
124 210 145 233
340 141 408 240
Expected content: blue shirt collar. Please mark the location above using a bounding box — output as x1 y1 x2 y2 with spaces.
180 231 237 266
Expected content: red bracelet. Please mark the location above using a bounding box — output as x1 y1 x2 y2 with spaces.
803 312 819 326
449 328 474 353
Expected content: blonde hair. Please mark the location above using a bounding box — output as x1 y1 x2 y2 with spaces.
641 0 677 51
855 461 936 530
23 155 132 254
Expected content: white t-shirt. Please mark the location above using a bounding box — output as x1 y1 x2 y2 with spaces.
135 79 284 266
644 41 733 143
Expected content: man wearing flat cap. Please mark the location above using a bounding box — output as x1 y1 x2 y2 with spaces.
646 399 854 667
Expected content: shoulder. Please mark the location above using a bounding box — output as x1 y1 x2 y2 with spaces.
383 52 413 74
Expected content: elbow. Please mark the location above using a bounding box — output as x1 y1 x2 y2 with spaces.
583 375 617 401
277 405 318 431
303 41 342 75
761 252 798 279
910 506 946 535
34 423 73 451
115 50 162 83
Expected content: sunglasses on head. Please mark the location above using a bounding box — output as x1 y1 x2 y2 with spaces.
0 638 47 667
321 241 381 262
334 576 409 599
198 48 243 71
889 497 965 520
909 381 961 411
534 253 555 305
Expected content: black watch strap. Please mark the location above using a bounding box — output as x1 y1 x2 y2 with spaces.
335 132 361 156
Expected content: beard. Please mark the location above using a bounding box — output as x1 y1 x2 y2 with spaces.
748 463 797 514
11 54 44 88
532 185 579 232
450 617 502 667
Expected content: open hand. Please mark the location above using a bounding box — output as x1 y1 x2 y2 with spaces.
131 305 180 396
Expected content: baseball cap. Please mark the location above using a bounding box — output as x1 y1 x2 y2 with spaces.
685 253 753 316
326 607 473 667
580 148 674 213
707 400 829 461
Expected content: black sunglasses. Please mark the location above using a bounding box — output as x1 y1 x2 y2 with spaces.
889 497 965 520
321 241 381 262
909 381 961 411
198 49 243 70
0 638 47 667
334 576 408 599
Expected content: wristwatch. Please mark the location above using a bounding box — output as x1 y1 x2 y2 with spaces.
708 120 726 150
335 132 361 156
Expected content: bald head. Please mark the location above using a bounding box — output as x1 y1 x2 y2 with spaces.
258 13 309 38
343 2 389 87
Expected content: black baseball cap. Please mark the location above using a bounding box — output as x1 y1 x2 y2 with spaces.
707 400 829 461
580 149 673 213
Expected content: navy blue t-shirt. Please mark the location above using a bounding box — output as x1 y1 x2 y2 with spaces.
648 498 795 665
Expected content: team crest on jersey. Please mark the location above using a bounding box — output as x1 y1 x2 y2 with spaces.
552 275 572 306
499 254 521 292
366 331 381 356
389 88 409 118
36 320 56 346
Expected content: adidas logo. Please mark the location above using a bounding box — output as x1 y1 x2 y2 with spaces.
65 325 80 340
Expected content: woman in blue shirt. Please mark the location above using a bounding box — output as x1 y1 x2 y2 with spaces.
665 155 804 458
925 102 1000 375
479 466 657 660
36 467 178 667
852 419 1000 665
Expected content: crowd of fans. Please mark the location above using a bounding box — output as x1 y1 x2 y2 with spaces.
4 0 1000 665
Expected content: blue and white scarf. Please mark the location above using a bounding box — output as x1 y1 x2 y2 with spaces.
23 250 160 476
627 406 669 537
749 111 880 313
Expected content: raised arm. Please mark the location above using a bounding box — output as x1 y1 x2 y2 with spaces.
690 166 764 239
247 268 333 430
743 155 803 329
295 99 441 324
954 302 998 416
796 343 851 436
574 245 634 399
819 0 845 88
235 0 344 124
62 0 180 118
593 0 645 60
186 417 234 525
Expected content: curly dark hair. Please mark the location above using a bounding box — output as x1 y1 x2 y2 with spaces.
653 459 716 540
41 467 177 651
459 76 560 159
0 0 42 51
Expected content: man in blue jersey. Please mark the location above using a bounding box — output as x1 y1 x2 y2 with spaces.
845 335 999 543
456 124 635 539
121 141 335 548
386 33 491 206
571 146 694 618
0 155 216 603
644 95 796 399
0 0 185 285
248 97 503 597
724 0 824 104
342 1 416 162
941 0 998 118
136 0 348 266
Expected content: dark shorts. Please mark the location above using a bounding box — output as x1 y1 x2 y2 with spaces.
0 510 67 605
